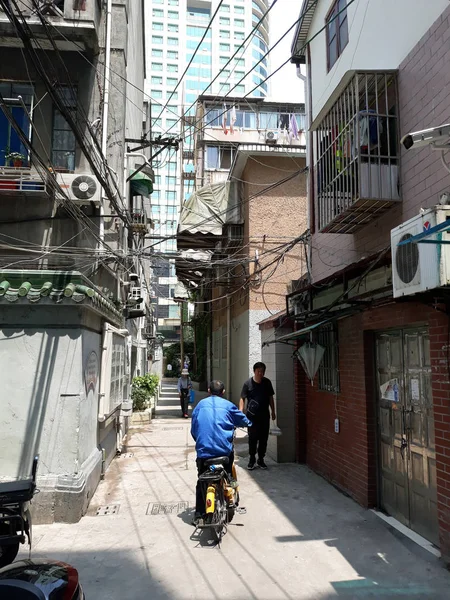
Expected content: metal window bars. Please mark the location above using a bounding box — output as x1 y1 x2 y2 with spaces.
315 72 400 234
316 323 340 393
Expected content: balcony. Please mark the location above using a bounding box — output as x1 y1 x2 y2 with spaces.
0 0 101 50
315 72 400 234
0 166 49 198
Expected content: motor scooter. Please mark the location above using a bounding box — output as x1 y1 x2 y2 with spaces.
0 558 85 598
0 456 38 568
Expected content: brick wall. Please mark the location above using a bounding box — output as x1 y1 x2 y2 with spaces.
297 301 450 559
309 4 450 283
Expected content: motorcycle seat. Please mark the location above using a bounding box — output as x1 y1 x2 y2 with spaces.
204 456 229 466
0 480 35 504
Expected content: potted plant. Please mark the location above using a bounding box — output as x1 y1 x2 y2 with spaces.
5 151 26 168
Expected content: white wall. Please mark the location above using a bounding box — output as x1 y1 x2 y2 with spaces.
230 310 250 404
308 0 449 122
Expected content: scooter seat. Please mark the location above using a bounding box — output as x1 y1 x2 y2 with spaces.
204 456 229 466
0 480 35 504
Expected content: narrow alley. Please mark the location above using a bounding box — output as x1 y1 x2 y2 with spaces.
24 381 450 599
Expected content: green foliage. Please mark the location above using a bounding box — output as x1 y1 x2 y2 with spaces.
131 373 159 411
163 341 194 370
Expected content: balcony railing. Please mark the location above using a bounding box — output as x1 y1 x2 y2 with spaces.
315 72 400 234
0 167 48 197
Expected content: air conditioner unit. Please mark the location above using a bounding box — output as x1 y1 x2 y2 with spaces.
127 301 146 319
55 173 101 205
265 130 278 144
391 205 450 298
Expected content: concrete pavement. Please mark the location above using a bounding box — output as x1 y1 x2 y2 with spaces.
22 380 450 599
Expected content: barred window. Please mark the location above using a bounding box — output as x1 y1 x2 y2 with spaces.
316 323 340 393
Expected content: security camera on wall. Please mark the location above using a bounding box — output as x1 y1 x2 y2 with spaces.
401 124 450 150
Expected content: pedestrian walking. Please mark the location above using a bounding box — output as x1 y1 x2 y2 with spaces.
177 368 192 418
239 362 276 470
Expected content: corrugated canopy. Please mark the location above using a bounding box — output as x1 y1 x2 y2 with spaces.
178 181 240 235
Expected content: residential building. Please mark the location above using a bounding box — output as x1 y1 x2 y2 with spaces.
0 0 150 522
144 0 271 344
176 97 307 460
290 0 450 561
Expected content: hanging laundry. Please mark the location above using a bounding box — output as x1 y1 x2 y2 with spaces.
289 114 299 140
360 110 382 151
230 105 237 134
222 104 228 134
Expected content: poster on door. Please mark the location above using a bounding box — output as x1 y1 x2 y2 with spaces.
380 378 399 402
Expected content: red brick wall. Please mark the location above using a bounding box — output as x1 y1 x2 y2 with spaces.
296 300 450 558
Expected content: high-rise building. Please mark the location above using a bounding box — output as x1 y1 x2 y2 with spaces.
144 0 270 342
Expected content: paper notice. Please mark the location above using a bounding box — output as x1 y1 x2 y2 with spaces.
411 378 420 401
380 378 399 402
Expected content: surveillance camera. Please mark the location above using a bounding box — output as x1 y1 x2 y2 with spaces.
439 191 450 205
401 124 450 150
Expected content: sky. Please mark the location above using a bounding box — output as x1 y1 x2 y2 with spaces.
267 0 305 103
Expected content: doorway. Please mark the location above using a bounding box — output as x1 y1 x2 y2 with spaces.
376 328 439 545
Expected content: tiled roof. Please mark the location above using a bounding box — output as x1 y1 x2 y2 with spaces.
0 271 123 323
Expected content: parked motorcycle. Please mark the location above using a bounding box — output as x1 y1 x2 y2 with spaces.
0 456 38 568
197 456 240 542
0 558 85 598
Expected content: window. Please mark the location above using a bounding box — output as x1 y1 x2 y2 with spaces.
166 64 177 73
168 24 179 33
52 86 77 171
151 89 162 99
152 8 163 17
235 19 244 28
0 82 33 167
167 205 177 218
187 40 211 50
235 5 245 13
220 56 229 65
152 22 163 30
151 205 161 220
235 84 245 93
153 0 163 3
316 324 340 393
166 176 176 186
167 161 177 174
168 0 178 5
220 30 230 39
168 91 178 100
234 31 245 40
220 17 230 25
154 175 161 186
152 35 163 44
220 69 230 78
166 119 178 129
151 62 163 71
205 146 234 169
235 58 245 66
220 4 230 11
166 191 176 202
168 10 178 19
326 0 348 70
151 76 163 85
187 53 210 65
167 50 178 60
152 48 163 57
167 77 178 87
168 37 178 46
219 43 230 52
221 83 230 92
187 26 210 38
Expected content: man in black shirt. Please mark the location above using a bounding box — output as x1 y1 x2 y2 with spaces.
239 362 276 470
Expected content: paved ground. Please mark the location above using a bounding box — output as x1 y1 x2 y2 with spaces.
22 381 450 599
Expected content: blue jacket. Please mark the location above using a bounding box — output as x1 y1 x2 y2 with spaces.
191 395 251 459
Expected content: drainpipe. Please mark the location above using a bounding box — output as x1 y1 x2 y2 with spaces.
100 0 113 245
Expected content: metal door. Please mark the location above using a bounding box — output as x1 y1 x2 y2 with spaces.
376 329 439 545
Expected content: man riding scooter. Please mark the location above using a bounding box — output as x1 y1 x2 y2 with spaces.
190 380 251 525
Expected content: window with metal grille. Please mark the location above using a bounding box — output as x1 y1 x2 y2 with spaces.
316 323 340 393
52 86 77 171
326 0 348 71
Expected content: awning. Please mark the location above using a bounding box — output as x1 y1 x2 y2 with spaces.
263 319 332 346
130 170 153 198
